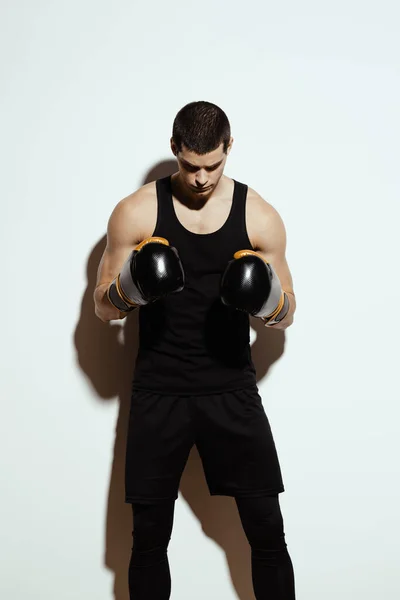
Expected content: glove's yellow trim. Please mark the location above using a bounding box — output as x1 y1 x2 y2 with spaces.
135 237 169 252
233 249 268 264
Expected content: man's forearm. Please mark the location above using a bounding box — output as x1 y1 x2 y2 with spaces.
94 282 126 322
94 283 110 309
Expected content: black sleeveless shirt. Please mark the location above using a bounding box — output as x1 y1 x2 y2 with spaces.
131 175 257 395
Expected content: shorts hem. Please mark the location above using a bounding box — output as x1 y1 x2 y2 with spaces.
209 486 285 498
131 383 258 397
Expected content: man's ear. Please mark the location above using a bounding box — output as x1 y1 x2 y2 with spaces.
170 138 177 156
227 137 234 155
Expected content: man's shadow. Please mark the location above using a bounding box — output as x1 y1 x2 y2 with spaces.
73 160 286 600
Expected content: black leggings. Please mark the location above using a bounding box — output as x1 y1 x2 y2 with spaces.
128 495 295 599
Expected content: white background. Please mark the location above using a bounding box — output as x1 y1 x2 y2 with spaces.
1 1 399 599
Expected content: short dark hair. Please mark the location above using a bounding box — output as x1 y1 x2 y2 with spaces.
172 101 231 155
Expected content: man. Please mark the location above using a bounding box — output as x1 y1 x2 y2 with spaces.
94 101 297 599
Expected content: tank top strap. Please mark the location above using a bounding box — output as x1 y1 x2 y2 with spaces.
227 179 249 240
155 176 176 229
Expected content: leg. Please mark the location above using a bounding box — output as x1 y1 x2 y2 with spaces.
128 500 176 600
235 494 296 600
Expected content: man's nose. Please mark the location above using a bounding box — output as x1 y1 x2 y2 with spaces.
195 171 208 186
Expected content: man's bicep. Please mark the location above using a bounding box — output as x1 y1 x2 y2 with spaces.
95 198 143 288
252 203 295 295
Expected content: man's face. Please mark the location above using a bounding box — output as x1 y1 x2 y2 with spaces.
171 138 233 198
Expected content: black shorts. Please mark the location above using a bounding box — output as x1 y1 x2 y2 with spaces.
125 385 285 503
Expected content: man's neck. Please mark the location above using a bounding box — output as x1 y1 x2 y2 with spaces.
171 173 228 210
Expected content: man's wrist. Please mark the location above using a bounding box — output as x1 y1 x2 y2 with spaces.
260 291 290 327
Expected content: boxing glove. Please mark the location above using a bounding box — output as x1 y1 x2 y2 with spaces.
107 237 185 312
220 249 289 326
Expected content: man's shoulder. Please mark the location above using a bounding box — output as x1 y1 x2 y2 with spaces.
246 186 275 214
114 180 158 219
121 180 158 209
111 181 158 240
245 186 285 235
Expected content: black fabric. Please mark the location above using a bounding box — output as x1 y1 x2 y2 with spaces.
128 501 175 600
132 175 257 395
235 495 296 599
125 386 284 504
128 495 295 600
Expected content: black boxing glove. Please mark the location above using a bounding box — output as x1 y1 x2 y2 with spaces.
107 237 185 312
220 249 289 326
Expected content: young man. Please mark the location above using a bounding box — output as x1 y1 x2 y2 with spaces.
94 101 297 599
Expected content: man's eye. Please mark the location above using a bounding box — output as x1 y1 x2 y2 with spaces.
183 164 219 172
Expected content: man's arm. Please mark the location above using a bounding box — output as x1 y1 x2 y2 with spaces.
94 192 146 323
248 192 296 330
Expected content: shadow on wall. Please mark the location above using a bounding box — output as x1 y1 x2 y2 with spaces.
73 160 286 600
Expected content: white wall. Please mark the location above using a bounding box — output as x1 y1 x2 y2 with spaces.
1 1 399 599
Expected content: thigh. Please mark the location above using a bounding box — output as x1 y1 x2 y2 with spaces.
125 390 195 503
194 386 285 497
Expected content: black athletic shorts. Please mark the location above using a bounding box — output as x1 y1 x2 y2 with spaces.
125 385 285 503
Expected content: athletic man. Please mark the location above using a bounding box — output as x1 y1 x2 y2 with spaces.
94 101 297 599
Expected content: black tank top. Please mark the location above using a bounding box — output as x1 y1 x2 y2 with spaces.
131 175 257 395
